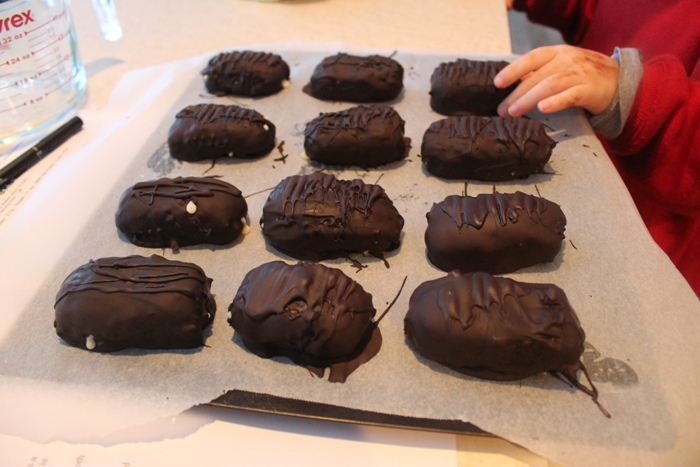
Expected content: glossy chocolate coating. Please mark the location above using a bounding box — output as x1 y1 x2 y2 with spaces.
54 255 216 352
404 271 586 381
261 172 404 261
115 176 248 250
201 50 290 97
421 116 556 181
168 103 276 161
429 59 517 116
303 53 404 102
228 261 381 382
425 192 566 274
304 105 410 168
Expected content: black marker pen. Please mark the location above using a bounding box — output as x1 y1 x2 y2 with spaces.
0 116 84 191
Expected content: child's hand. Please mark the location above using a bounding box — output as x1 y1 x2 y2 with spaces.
494 45 620 117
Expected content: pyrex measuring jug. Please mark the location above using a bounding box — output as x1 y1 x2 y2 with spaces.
0 0 119 144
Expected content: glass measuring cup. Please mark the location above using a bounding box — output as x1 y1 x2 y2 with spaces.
0 0 120 144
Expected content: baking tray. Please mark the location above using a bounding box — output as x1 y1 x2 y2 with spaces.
208 390 488 436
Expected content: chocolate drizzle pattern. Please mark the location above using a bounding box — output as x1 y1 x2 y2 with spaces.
303 53 404 102
228 261 381 382
421 116 555 180
261 173 404 261
167 103 276 161
404 271 609 416
429 59 518 116
425 192 566 274
127 177 242 204
115 176 248 249
54 255 216 352
441 191 551 229
304 105 410 167
201 50 290 97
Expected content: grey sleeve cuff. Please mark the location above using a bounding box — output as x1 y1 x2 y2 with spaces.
589 47 644 140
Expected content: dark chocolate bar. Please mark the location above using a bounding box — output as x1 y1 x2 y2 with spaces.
404 270 608 415
260 172 404 261
425 192 566 274
303 53 404 102
228 261 381 382
201 50 290 97
167 103 276 162
429 59 518 116
421 115 556 181
304 105 410 168
404 271 587 381
54 255 216 352
115 176 248 250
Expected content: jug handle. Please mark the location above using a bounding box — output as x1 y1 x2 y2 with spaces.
89 0 123 42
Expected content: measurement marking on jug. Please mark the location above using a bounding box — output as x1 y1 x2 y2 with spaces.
25 10 67 35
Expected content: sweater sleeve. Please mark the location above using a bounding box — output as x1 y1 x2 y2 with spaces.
609 55 700 216
512 0 598 44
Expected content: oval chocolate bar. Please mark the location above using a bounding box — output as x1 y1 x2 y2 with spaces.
261 172 404 261
304 105 410 168
167 103 276 161
421 116 556 181
115 176 248 250
303 53 404 102
425 192 566 274
228 261 381 382
429 59 518 116
405 271 587 381
201 50 290 97
54 255 216 352
404 271 608 415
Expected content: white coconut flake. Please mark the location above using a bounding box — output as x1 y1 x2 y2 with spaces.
282 80 291 89
263 124 270 131
227 311 232 320
186 201 197 214
301 151 310 161
86 335 96 350
241 218 251 235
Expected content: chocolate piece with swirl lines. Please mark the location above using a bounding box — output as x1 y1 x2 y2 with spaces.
201 50 290 97
167 103 276 162
421 116 556 181
261 172 404 261
404 271 608 416
54 255 216 352
425 192 566 274
429 59 518 116
228 261 381 382
115 176 248 250
304 53 404 103
304 105 410 168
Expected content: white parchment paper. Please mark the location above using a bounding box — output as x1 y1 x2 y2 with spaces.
1 42 698 466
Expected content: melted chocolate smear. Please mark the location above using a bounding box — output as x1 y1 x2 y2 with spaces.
303 326 382 383
349 257 368 273
202 159 218 175
274 140 288 164
375 275 407 324
551 360 611 418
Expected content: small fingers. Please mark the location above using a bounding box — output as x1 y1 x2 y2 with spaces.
493 46 559 89
538 86 587 114
501 70 583 117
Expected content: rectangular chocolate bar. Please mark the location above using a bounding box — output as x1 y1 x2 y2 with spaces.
304 105 410 168
54 255 216 352
421 116 556 181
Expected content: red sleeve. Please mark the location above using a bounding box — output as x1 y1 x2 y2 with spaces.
512 0 598 44
609 55 700 217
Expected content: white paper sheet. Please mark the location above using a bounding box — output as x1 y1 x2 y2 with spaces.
0 42 698 467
